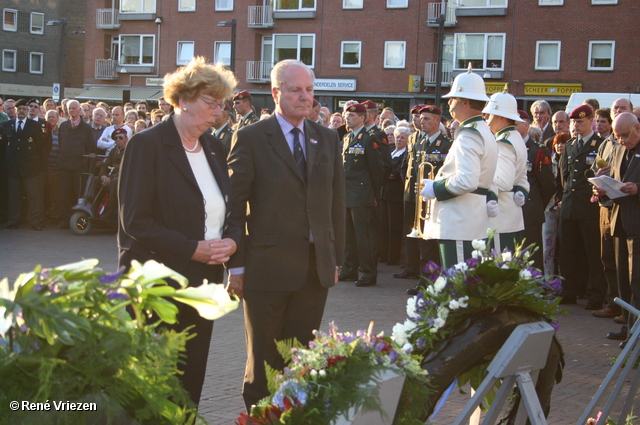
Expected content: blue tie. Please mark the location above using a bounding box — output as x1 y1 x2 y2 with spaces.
291 128 306 181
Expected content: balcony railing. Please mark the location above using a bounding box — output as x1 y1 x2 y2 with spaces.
424 61 453 86
427 2 457 26
95 59 118 80
246 61 272 83
96 8 120 29
248 6 274 28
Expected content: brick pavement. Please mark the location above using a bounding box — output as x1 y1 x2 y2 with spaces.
0 228 637 424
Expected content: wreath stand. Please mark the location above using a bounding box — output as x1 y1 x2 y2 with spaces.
452 321 555 425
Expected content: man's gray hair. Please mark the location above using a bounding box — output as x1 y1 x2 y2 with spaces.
530 99 552 116
93 107 107 118
271 60 315 89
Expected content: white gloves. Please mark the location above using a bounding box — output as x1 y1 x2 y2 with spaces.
514 191 526 207
487 200 499 218
420 179 436 200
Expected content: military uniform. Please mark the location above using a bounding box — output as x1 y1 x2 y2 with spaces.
236 111 259 130
213 123 234 156
342 126 384 283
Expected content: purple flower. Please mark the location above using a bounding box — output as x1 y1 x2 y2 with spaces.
465 257 479 269
99 268 126 284
388 351 399 363
106 291 129 301
33 284 44 293
374 342 386 352
464 275 483 285
548 278 562 293
424 261 441 275
417 338 425 349
550 322 560 332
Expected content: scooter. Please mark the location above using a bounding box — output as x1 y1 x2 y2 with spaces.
69 154 118 235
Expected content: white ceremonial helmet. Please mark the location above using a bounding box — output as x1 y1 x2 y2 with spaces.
482 88 524 122
443 63 491 102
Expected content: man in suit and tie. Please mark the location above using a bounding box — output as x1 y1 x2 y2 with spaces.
0 99 46 230
531 100 555 143
227 59 345 411
594 112 640 347
558 104 606 308
232 90 259 130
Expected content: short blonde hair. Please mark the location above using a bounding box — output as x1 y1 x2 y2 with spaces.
163 56 237 108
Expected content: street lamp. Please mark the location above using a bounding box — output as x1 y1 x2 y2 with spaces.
217 19 236 73
47 18 67 99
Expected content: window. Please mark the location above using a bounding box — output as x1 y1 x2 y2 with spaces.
214 41 231 67
272 34 315 67
588 41 615 71
275 0 316 11
343 0 363 8
179 0 196 11
31 12 44 34
535 41 560 70
120 0 156 13
176 41 194 65
384 41 406 68
458 0 506 6
119 35 155 65
341 41 361 68
592 0 617 4
539 0 563 4
215 0 233 10
453 33 505 70
2 49 16 71
30 52 43 74
387 0 408 7
3 9 17 31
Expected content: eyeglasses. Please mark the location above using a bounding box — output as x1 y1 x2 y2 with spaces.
114 136 127 140
199 96 224 110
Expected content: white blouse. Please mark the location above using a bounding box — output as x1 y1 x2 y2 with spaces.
185 149 225 240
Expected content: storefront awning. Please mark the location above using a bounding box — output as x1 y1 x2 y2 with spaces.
75 87 163 102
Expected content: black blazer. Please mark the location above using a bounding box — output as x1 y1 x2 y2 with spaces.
381 150 407 203
522 137 555 226
118 116 242 285
610 144 640 238
1 118 46 177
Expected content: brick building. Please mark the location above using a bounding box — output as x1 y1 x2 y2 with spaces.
48 0 640 116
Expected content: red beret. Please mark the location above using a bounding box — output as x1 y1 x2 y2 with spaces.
111 128 128 139
569 104 593 119
232 90 251 102
346 103 367 113
361 100 378 110
419 105 442 115
222 101 232 111
312 99 320 107
411 104 424 114
518 110 530 120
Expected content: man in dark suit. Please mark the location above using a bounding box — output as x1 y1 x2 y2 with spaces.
232 90 259 130
594 112 640 347
531 99 555 143
1 99 46 230
559 104 606 308
226 59 345 411
211 101 234 155
27 99 47 133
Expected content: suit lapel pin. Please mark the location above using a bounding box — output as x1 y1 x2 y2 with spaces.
635 153 640 158
310 138 318 145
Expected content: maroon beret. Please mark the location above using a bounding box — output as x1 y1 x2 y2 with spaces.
419 105 442 115
346 103 367 113
312 99 320 107
517 110 530 120
569 104 593 119
361 100 378 110
232 90 251 102
411 104 425 114
222 101 232 111
111 128 128 139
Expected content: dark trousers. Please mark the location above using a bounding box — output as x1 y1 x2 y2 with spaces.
7 172 44 226
380 200 404 263
242 245 328 411
0 168 7 225
343 206 378 280
614 236 635 323
44 168 61 222
600 207 620 310
438 239 475 269
58 169 82 222
560 217 606 303
522 223 544 271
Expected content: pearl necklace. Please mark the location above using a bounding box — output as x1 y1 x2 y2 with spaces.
182 140 199 153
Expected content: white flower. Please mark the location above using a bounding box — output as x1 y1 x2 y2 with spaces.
392 322 408 345
519 269 532 280
171 282 239 320
402 342 413 353
458 296 469 308
403 318 417 333
433 276 447 294
310 369 318 378
471 250 483 259
454 262 468 272
437 306 449 321
126 260 189 289
319 369 326 377
449 299 460 310
472 239 486 251
433 318 445 329
501 251 512 262
406 296 420 319
0 278 15 339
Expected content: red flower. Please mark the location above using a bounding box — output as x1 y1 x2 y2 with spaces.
326 355 348 368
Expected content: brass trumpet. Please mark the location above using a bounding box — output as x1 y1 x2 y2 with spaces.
407 153 435 238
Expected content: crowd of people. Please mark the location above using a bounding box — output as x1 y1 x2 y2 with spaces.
2 58 640 414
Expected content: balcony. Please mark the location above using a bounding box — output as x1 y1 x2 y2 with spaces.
248 6 274 28
96 8 119 29
423 62 453 86
246 61 272 83
427 2 457 27
95 59 118 80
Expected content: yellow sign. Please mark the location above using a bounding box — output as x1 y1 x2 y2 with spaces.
485 82 509 94
408 75 421 93
524 83 582 96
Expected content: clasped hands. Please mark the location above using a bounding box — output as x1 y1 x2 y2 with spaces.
191 238 237 265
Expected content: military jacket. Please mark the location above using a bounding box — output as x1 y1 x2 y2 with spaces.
342 127 384 208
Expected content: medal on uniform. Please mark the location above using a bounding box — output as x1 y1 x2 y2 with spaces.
435 140 441 147
220 132 226 139
357 133 363 140
591 140 597 147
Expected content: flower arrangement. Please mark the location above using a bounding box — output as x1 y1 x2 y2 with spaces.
0 259 238 425
236 322 431 425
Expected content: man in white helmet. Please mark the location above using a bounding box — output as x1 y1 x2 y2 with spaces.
482 91 529 253
419 65 498 267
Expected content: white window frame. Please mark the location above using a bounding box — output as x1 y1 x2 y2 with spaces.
340 41 361 68
176 41 194 65
588 40 615 71
539 0 563 5
386 0 408 8
343 0 363 8
3 9 17 32
272 33 316 68
30 52 43 74
119 0 156 13
118 34 156 66
178 0 196 12
384 41 406 69
274 0 316 12
535 41 561 71
2 49 16 71
214 41 231 67
453 33 506 71
215 0 233 11
592 0 617 4
458 0 507 7
30 12 44 34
